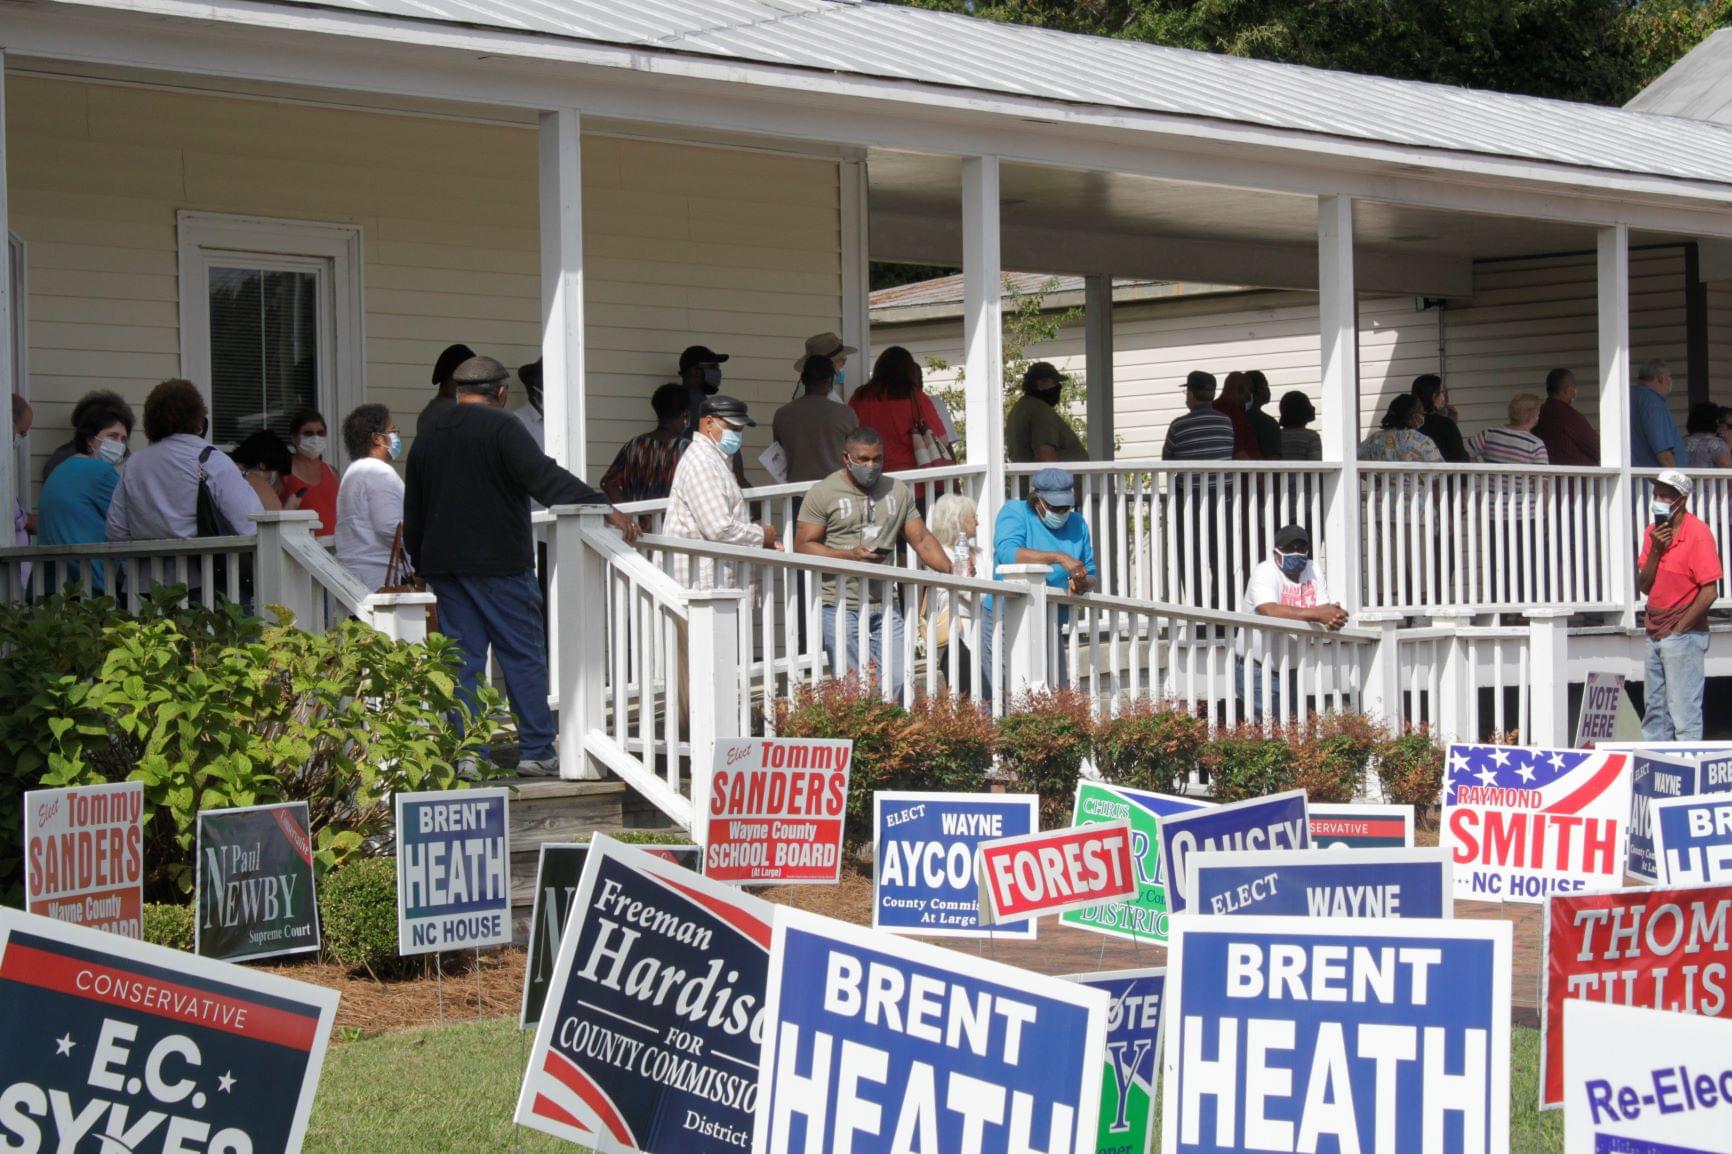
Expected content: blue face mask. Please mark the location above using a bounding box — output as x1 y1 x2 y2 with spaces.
718 428 743 457
1039 505 1070 531
387 432 403 460
1278 550 1308 580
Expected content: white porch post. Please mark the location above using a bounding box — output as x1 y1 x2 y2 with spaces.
686 588 744 845
1084 274 1115 461
548 506 609 780
1318 195 1362 614
963 155 1004 557
1526 609 1572 746
0 52 14 533
1599 224 1634 627
539 108 585 476
998 566 1051 696
839 158 871 403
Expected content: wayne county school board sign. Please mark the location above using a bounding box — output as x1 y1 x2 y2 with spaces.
704 737 850 884
23 781 144 939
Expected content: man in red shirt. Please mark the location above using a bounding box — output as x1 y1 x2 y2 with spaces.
1637 469 1723 740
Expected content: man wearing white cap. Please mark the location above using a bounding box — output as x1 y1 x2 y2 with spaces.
1638 469 1722 740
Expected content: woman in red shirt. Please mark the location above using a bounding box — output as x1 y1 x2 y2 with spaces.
849 346 951 482
282 407 341 537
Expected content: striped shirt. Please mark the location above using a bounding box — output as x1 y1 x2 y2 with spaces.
1162 407 1236 462
1468 426 1549 517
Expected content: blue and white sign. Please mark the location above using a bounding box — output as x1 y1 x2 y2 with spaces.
1652 794 1732 886
1162 915 1512 1154
395 788 511 955
1563 999 1732 1154
1185 848 1452 919
1068 966 1166 1154
1156 789 1309 915
873 791 1039 939
1630 754 1702 882
755 907 1108 1154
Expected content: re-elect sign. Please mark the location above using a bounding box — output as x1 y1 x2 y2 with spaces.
755 908 1108 1154
395 788 510 955
1653 795 1732 885
1442 744 1631 904
1563 1000 1732 1154
977 821 1137 925
1185 848 1451 919
1308 803 1414 850
1163 916 1512 1154
704 737 850 884
23 781 144 939
1540 883 1732 1107
873 792 1038 939
1062 782 1209 946
1069 967 1165 1154
1157 789 1309 915
0 905 339 1154
196 802 320 962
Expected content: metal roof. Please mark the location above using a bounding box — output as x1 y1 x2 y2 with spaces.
258 0 1732 185
1627 28 1732 126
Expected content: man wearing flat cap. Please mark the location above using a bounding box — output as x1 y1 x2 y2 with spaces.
405 354 639 777
1639 469 1722 740
1236 523 1348 720
666 394 779 589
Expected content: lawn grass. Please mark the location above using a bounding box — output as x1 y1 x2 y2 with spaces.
305 1016 1565 1152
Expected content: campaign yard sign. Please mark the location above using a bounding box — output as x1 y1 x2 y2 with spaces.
1185 848 1452 919
1628 753 1704 881
395 787 511 956
1156 789 1309 915
1068 967 1166 1154
0 905 339 1154
1162 915 1512 1154
519 841 703 1029
976 821 1138 926
1563 1000 1732 1154
1442 744 1632 905
873 791 1039 939
1653 795 1732 885
1307 803 1414 850
22 781 144 939
755 906 1109 1154
703 736 850 884
1061 782 1210 946
1541 883 1732 1108
195 802 320 962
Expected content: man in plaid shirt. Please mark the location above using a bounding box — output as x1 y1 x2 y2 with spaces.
666 394 780 590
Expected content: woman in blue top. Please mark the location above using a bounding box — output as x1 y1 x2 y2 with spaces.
979 466 1098 696
38 394 134 594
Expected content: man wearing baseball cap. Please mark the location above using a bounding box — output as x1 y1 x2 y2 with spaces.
1638 469 1722 740
979 466 1097 693
1005 362 1085 463
1237 523 1348 720
677 345 745 484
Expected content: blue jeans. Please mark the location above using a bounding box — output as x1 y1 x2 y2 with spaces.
430 571 556 760
822 603 904 699
1236 657 1285 722
976 601 1068 697
1644 630 1709 742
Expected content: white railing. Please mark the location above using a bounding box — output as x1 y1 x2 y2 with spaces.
1633 468 1732 606
252 512 435 642
0 534 256 610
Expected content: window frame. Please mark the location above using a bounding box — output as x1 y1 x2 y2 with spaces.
176 212 364 458
9 232 27 506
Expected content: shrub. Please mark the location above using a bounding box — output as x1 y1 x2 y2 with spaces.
1093 699 1207 794
901 693 997 794
773 676 912 851
1376 727 1447 815
1285 713 1386 804
142 902 194 951
996 688 1096 827
320 857 402 977
1205 725 1295 802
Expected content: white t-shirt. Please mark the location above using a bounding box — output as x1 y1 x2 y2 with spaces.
334 457 405 592
1236 558 1330 661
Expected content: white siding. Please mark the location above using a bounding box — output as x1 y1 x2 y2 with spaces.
6 76 840 488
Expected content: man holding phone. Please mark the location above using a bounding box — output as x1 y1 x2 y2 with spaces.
797 426 953 696
1638 469 1722 740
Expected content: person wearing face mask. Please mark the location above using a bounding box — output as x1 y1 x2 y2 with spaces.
334 403 407 592
795 426 953 697
1638 470 1722 741
108 378 263 545
678 345 746 486
281 407 340 538
978 467 1097 690
1005 362 1086 463
795 332 858 404
771 354 859 484
665 395 779 590
37 394 135 595
1236 524 1348 720
229 430 295 511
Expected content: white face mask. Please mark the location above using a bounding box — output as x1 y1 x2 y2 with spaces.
95 438 127 466
296 434 326 459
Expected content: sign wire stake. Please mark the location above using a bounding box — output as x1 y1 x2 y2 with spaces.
435 952 445 1024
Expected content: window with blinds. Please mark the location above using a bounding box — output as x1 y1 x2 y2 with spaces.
207 265 321 446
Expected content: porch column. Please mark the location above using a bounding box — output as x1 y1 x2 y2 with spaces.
962 155 1005 555
539 108 586 476
0 52 14 532
1598 224 1634 626
1084 274 1115 461
1318 195 1362 613
839 158 871 403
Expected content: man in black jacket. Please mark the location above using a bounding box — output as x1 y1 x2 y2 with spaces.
405 355 637 775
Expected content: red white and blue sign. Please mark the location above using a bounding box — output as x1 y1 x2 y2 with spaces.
1162 915 1512 1154
1652 794 1732 886
1442 744 1632 905
395 787 511 956
1307 803 1414 850
754 906 1108 1154
1185 848 1452 919
0 905 339 1154
515 835 771 1153
1156 789 1309 915
873 791 1039 939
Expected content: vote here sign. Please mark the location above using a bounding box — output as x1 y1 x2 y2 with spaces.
1563 1000 1732 1154
1186 848 1452 920
1068 966 1166 1154
1157 790 1309 916
1540 883 1732 1108
395 788 511 955
873 792 1039 939
1442 744 1631 905
1653 794 1732 886
754 907 1108 1154
1062 782 1209 946
976 821 1137 926
1307 803 1414 850
23 781 144 939
704 737 850 884
1163 916 1512 1154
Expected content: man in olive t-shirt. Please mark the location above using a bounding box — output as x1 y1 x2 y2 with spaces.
1006 361 1087 462
795 427 954 696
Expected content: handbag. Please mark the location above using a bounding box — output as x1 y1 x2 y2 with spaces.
379 524 438 634
909 396 952 468
195 446 238 537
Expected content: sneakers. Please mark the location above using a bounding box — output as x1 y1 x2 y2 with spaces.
517 757 560 778
456 757 483 782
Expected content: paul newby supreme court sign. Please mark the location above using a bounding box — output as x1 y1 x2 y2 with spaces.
976 821 1137 926
395 787 511 955
1562 1000 1732 1154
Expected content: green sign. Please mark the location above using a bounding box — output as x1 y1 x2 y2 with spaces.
1069 966 1164 1154
1059 781 1207 945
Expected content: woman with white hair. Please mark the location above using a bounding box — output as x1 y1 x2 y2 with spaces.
924 492 982 694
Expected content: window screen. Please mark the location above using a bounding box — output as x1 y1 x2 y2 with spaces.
208 266 319 446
